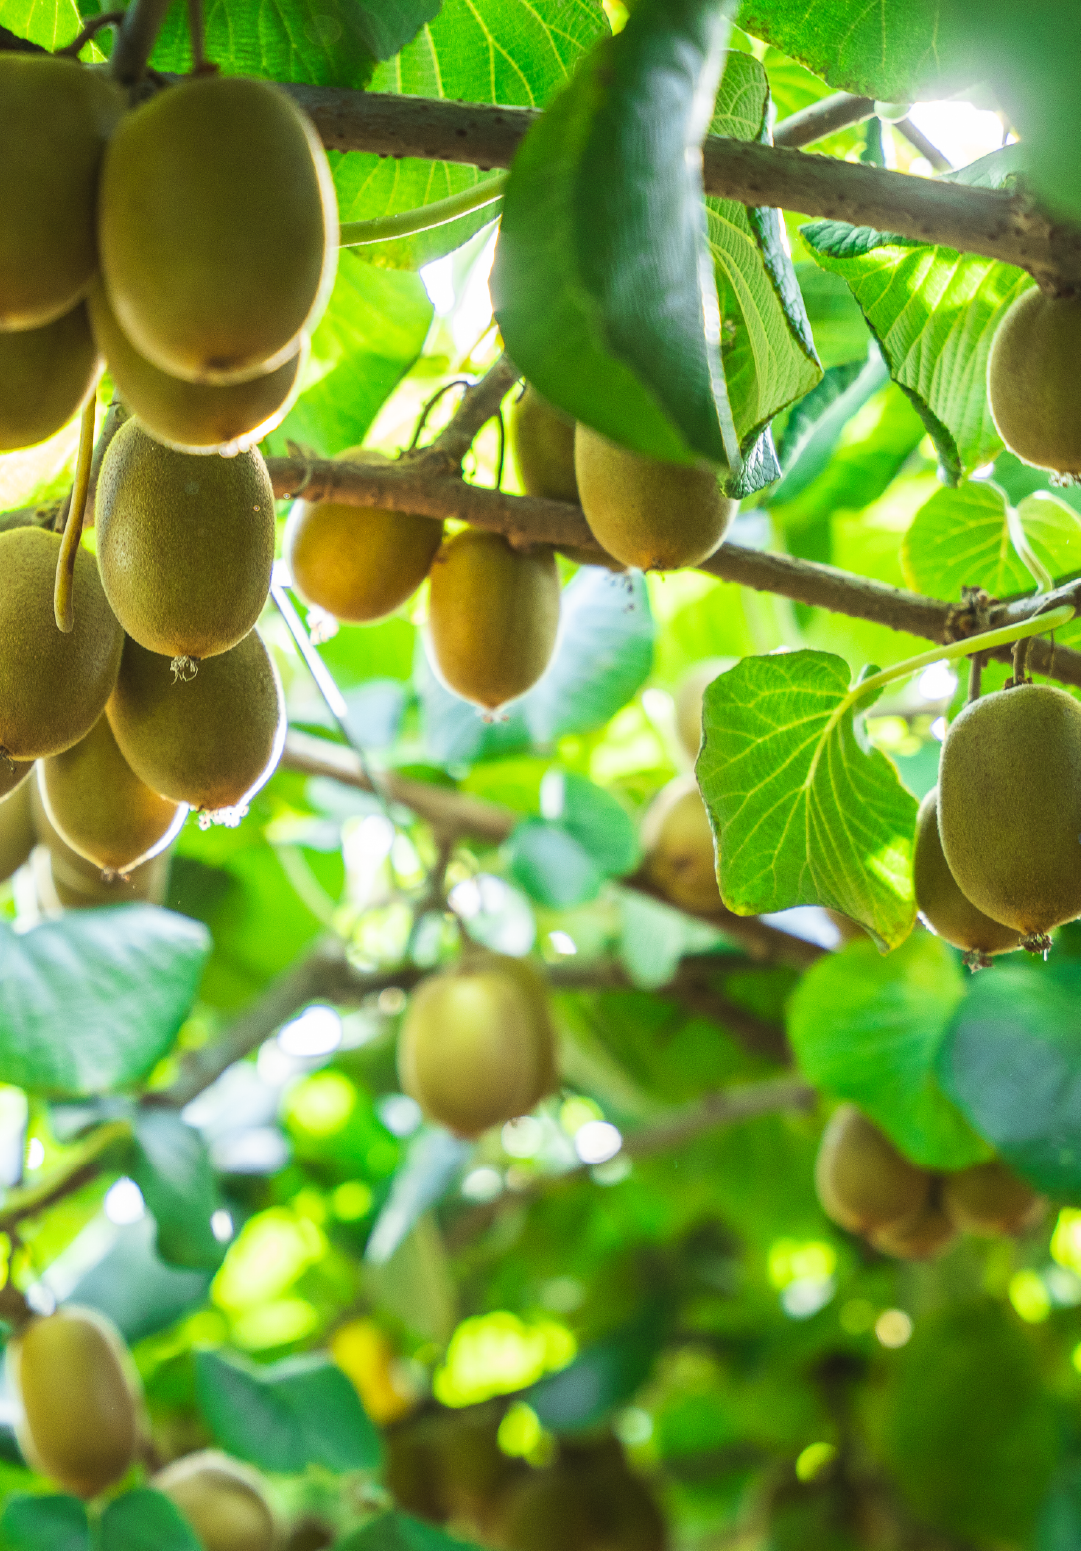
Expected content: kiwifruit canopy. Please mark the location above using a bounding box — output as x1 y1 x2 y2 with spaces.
814 1104 929 1235
0 303 101 453
154 1451 275 1551
988 288 1081 476
913 787 1021 958
509 385 578 502
641 775 722 914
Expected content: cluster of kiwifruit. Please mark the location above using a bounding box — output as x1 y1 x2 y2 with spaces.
815 1105 1046 1261
6 1304 276 1547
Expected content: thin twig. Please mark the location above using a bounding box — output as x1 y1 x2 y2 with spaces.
0 1121 133 1234
53 394 97 633
186 0 206 73
772 92 876 149
110 0 175 84
967 652 986 703
895 117 952 173
58 10 125 57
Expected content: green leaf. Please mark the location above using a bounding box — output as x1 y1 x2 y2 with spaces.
788 934 988 1169
131 1112 227 1271
98 1491 200 1551
697 651 918 950
507 820 604 909
901 480 1081 600
772 352 889 506
794 264 872 370
0 0 83 49
801 225 1030 483
491 0 742 471
0 908 209 1098
938 959 1081 1195
541 771 640 878
196 1349 381 1473
0 1496 89 1551
365 1129 470 1267
336 1514 483 1551
526 1309 665 1431
506 768 638 907
68 1217 213 1346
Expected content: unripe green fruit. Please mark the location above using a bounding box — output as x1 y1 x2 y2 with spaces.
107 632 285 818
96 420 275 664
988 288 1081 475
509 386 578 502
574 424 735 571
427 529 560 709
0 778 35 882
39 712 185 874
0 527 123 761
399 953 557 1137
8 1306 140 1499
938 684 1081 941
642 775 721 913
0 755 33 804
941 1160 1046 1237
99 76 337 384
88 282 303 455
673 657 735 761
913 787 1021 960
869 1195 957 1261
0 303 101 452
284 449 443 622
31 779 171 908
153 1451 276 1551
0 56 123 329
815 1104 929 1235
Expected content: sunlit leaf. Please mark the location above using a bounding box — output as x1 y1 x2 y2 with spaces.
131 1111 227 1271
901 480 1081 600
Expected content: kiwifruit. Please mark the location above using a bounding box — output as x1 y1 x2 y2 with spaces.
88 281 303 454
95 420 275 664
7 1305 140 1499
0 755 33 803
398 953 557 1137
913 787 1021 963
988 288 1081 475
499 1439 665 1551
938 684 1081 944
427 529 560 708
941 1160 1047 1237
509 386 578 502
0 302 101 452
0 778 35 882
869 1195 958 1261
0 527 123 761
674 657 736 761
39 712 185 874
574 423 735 571
641 775 721 914
99 75 337 384
107 632 285 818
0 56 123 329
30 778 172 908
284 449 443 622
153 1451 276 1551
385 1415 449 1524
815 1104 930 1235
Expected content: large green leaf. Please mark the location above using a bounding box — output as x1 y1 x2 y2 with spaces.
771 352 888 506
337 1514 483 1551
98 1492 200 1551
69 1217 213 1346
788 934 988 1169
0 0 82 48
491 0 742 473
0 908 209 1098
901 480 1081 600
0 1496 89 1551
697 651 918 949
131 1111 227 1271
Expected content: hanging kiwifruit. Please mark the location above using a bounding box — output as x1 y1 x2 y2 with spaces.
88 281 304 455
868 1191 958 1261
0 302 101 452
0 527 123 761
815 1105 930 1236
937 684 1081 945
95 420 275 665
0 755 33 803
641 775 721 914
107 632 285 818
499 1438 665 1551
427 529 560 708
98 75 337 384
941 1160 1047 1237
30 778 172 908
38 712 186 874
673 658 736 761
284 449 444 622
153 1451 276 1551
913 788 1021 963
399 953 557 1136
987 289 1081 476
0 55 123 330
0 778 35 882
575 423 735 570
7 1306 140 1499
509 386 579 502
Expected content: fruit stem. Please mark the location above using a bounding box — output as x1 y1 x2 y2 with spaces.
338 175 508 249
53 394 98 634
110 0 174 83
186 0 206 72
967 652 986 703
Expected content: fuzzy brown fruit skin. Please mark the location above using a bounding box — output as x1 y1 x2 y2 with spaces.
642 775 721 914
107 632 285 818
941 1160 1047 1237
7 1306 140 1499
0 528 123 761
574 423 735 571
0 303 102 453
869 1195 958 1261
39 712 185 874
0 778 35 882
88 282 303 455
154 1451 276 1551
0 56 123 330
399 953 557 1137
913 787 1021 960
96 420 275 662
509 386 578 502
427 529 561 709
99 76 337 385
284 449 444 622
30 779 171 907
674 657 735 761
938 684 1081 941
988 289 1081 475
815 1104 930 1235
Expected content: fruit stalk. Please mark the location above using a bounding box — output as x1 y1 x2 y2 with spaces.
109 0 175 84
339 175 507 248
52 393 98 633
